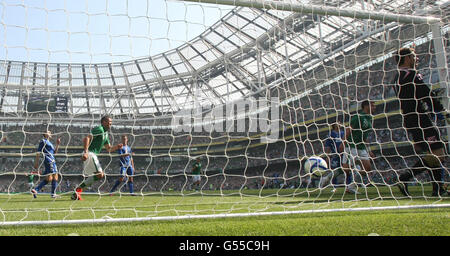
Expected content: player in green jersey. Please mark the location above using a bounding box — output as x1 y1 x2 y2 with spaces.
192 158 202 191
72 115 123 200
340 100 376 194
26 170 39 189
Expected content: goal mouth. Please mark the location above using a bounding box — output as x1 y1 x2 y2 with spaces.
0 0 448 225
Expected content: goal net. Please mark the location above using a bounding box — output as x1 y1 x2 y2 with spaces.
0 0 449 225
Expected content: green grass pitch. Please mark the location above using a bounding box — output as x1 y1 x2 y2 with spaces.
0 186 448 236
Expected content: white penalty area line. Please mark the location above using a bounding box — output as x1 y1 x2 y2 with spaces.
1 203 449 226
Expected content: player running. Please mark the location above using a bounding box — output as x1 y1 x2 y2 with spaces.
71 115 123 200
110 135 136 195
31 131 61 198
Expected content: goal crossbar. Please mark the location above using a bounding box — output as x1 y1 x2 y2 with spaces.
179 0 442 24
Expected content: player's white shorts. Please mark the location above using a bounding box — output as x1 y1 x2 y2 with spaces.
342 146 369 167
83 152 103 176
192 175 201 183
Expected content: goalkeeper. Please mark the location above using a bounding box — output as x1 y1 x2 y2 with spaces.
394 47 449 197
71 115 123 200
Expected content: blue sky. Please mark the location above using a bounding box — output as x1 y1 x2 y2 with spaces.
0 0 233 63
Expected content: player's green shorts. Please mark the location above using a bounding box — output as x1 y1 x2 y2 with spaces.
83 152 103 175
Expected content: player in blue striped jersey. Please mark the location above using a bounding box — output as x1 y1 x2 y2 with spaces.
319 122 349 191
31 131 61 198
110 135 136 195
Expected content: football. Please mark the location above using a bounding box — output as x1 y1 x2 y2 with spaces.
304 156 328 177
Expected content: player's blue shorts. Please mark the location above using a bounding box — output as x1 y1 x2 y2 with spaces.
42 161 58 175
120 166 134 177
330 155 341 170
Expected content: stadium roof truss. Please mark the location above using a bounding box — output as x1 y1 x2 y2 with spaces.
0 0 447 121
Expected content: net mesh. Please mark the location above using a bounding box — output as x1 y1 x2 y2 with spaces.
0 0 449 224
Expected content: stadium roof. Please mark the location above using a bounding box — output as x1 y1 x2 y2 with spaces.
0 0 448 119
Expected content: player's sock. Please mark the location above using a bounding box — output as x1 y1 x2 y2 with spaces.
345 171 353 185
128 182 134 194
71 187 83 200
51 180 57 196
79 182 87 189
429 168 444 196
441 166 448 184
331 170 339 187
110 180 121 193
421 157 446 196
34 180 48 191
397 170 413 196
